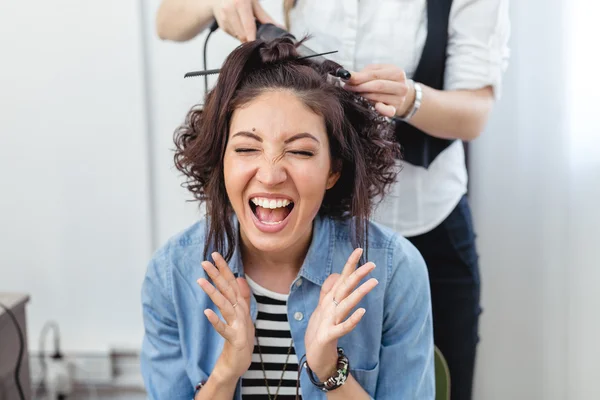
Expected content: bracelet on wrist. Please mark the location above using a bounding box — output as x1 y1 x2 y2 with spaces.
399 79 422 122
303 347 350 392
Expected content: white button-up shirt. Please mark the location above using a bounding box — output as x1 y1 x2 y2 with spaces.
289 0 510 236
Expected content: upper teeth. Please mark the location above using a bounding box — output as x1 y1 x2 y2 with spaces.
251 197 291 209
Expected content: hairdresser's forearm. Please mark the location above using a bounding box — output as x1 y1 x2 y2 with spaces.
325 375 371 400
408 85 494 141
156 0 215 41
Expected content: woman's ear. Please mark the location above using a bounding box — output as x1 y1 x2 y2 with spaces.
326 160 342 189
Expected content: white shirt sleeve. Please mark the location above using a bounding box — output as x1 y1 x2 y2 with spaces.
444 0 511 98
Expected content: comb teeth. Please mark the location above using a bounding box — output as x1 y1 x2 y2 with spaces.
184 69 220 78
183 51 340 79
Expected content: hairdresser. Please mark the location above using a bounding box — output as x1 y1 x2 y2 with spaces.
156 1 510 399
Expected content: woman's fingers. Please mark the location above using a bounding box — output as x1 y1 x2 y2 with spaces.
334 278 379 324
319 273 341 305
201 260 238 307
212 252 241 297
236 277 252 309
204 309 234 340
329 308 367 339
197 278 236 323
334 261 377 303
330 248 363 295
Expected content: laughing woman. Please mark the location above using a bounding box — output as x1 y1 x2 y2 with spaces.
141 38 434 400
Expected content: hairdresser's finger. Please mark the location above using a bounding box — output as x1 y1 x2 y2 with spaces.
252 0 278 26
345 80 406 96
347 68 406 86
219 1 247 41
361 63 396 72
237 0 257 41
375 102 398 118
232 10 250 41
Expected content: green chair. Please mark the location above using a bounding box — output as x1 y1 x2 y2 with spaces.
434 346 451 400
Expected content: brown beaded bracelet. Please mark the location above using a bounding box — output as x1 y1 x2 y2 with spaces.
303 347 350 392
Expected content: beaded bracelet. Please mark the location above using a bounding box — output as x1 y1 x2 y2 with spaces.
192 380 206 398
304 347 350 392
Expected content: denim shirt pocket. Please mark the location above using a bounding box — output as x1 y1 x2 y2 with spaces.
350 363 380 398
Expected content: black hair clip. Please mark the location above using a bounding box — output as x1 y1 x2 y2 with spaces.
183 50 340 79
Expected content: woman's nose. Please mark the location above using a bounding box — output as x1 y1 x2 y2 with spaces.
255 158 287 186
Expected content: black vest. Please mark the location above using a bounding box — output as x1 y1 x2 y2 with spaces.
397 0 454 168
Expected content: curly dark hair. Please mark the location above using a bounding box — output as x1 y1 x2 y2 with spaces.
174 37 401 261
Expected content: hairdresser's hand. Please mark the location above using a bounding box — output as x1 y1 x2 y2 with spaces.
304 248 378 381
211 0 277 42
197 252 254 383
345 64 415 118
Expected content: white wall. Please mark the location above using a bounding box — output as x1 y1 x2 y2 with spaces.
565 2 600 399
471 0 600 399
0 1 152 352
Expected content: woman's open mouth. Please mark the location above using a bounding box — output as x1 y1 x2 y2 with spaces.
249 197 295 232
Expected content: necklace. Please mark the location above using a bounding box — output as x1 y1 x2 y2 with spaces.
254 328 294 400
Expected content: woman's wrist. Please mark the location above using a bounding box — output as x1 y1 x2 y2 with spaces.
310 349 340 381
211 359 242 387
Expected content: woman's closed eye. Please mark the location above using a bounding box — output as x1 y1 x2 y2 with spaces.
288 150 314 157
234 148 259 153
234 148 315 157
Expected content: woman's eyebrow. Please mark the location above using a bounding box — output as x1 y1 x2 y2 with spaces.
284 132 320 144
232 131 262 142
232 131 320 144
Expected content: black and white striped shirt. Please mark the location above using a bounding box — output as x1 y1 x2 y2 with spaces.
242 276 302 400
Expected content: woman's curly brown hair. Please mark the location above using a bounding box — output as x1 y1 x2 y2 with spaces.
174 37 401 261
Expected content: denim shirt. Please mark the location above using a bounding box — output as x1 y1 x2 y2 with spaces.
141 215 435 399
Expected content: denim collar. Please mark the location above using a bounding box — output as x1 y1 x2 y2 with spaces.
227 214 335 288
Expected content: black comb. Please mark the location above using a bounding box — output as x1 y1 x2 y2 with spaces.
183 50 340 79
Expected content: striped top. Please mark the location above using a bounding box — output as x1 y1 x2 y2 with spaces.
242 276 302 400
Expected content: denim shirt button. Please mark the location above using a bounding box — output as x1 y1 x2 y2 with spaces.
295 278 303 288
294 312 304 321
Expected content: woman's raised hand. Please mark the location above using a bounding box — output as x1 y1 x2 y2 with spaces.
197 252 254 383
304 248 379 380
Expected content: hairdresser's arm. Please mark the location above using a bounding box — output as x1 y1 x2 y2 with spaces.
405 83 495 142
156 0 214 41
156 0 277 42
346 66 494 142
346 0 510 141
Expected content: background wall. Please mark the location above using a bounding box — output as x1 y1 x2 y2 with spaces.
0 1 152 353
1 0 598 398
